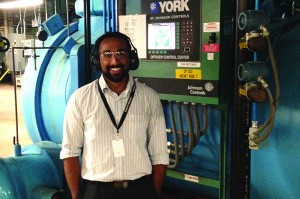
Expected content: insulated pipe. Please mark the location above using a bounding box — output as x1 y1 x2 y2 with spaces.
192 103 208 145
66 0 70 37
176 102 185 160
23 8 27 37
263 28 280 109
168 101 180 169
16 9 22 34
4 12 8 38
192 103 201 144
201 105 208 136
32 187 63 199
183 102 195 155
45 0 48 20
247 27 280 143
54 0 57 14
0 142 63 199
252 77 276 143
254 84 276 143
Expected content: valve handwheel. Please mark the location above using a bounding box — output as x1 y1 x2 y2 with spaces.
0 37 10 52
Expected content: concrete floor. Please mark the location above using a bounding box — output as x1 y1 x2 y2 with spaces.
0 83 32 157
0 82 210 199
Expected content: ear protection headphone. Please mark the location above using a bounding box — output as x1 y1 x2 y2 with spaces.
90 32 139 72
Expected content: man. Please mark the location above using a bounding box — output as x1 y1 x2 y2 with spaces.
60 32 169 199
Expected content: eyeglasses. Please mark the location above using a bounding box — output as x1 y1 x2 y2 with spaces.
99 51 128 60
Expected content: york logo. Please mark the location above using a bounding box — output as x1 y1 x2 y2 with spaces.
150 0 190 14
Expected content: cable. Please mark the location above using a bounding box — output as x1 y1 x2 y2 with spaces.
252 77 276 144
168 101 180 169
250 26 280 144
192 103 208 146
264 32 280 109
176 102 185 159
184 102 195 155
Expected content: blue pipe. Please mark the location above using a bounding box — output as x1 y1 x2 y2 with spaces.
111 0 116 31
251 0 260 121
0 142 63 199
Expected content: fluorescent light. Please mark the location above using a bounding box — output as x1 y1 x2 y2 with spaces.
0 0 43 9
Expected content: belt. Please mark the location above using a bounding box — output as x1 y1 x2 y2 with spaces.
85 175 150 189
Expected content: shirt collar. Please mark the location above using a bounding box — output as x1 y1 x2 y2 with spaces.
99 75 134 96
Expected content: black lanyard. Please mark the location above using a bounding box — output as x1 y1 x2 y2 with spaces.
97 79 136 134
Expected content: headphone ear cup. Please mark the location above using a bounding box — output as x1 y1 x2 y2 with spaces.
91 51 101 72
128 50 139 70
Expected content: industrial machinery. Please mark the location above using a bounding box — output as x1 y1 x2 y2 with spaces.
1 0 234 198
0 0 234 197
0 33 10 81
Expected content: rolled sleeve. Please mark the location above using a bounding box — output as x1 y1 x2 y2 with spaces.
60 92 84 159
147 95 169 166
150 153 170 165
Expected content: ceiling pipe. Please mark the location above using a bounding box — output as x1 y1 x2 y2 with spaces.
65 0 70 37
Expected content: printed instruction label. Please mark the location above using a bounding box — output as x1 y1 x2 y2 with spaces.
176 69 202 80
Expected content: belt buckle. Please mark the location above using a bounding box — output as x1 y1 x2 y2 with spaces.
114 181 128 189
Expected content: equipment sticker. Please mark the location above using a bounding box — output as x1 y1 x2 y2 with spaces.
177 62 201 68
202 43 220 52
184 174 199 183
203 22 220 32
176 69 201 79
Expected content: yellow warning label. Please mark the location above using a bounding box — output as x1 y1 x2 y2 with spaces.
176 69 202 80
239 87 247 96
239 41 247 49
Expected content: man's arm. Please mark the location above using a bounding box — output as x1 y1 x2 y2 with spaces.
152 164 168 196
64 157 81 199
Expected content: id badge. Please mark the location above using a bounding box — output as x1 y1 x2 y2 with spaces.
112 138 125 157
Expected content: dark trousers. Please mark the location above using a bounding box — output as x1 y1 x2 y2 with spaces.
79 176 159 199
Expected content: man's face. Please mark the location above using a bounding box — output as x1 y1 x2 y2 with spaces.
98 37 130 82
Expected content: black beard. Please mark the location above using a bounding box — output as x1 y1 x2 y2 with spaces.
102 65 129 82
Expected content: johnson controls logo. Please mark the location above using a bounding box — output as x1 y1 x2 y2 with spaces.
150 0 190 14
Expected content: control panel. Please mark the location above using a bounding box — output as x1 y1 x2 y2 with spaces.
125 0 234 105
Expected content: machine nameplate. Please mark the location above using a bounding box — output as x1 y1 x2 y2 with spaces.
136 77 218 98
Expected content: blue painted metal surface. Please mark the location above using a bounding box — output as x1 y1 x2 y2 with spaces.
22 22 81 143
250 16 300 199
22 0 105 143
0 142 63 199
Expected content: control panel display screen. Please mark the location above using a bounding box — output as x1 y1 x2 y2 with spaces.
148 22 176 50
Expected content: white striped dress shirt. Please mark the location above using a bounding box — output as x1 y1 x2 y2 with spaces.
60 75 169 182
